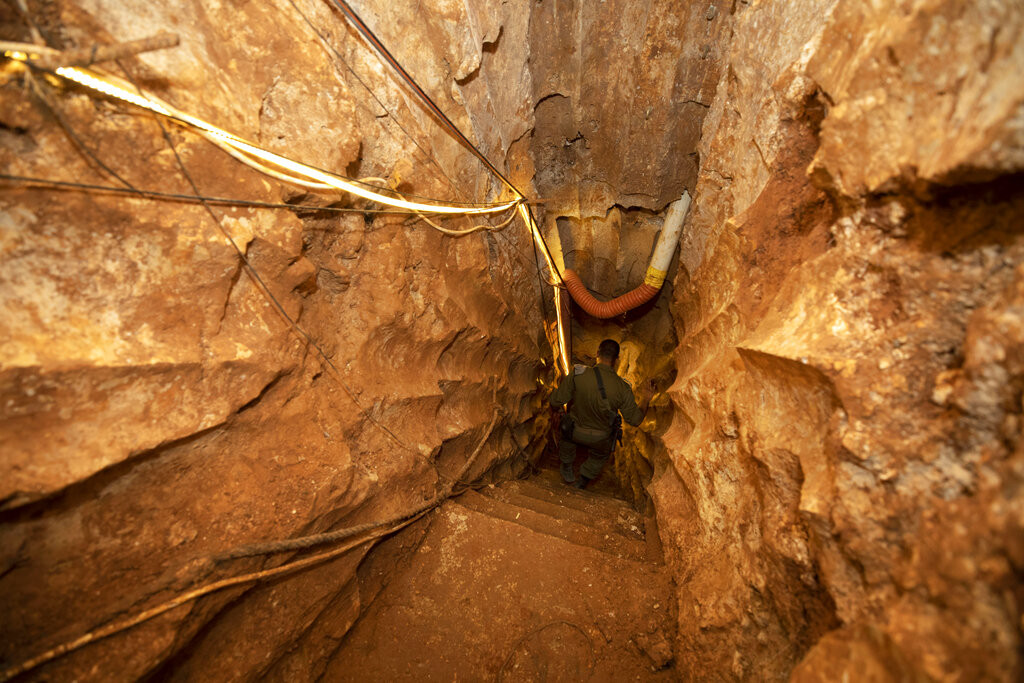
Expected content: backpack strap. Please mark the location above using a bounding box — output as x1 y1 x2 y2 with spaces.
593 365 608 400
593 367 615 424
592 367 624 449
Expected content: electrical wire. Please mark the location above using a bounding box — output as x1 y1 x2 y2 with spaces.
412 204 518 235
520 203 569 374
324 0 519 194
321 0 573 373
0 173 434 214
5 34 571 374
13 64 556 363
16 41 525 238
8 16 569 363
282 0 466 200
2 43 518 215
530 221 552 322
112 62 422 456
389 187 517 236
58 61 519 212
353 175 517 236
204 136 339 191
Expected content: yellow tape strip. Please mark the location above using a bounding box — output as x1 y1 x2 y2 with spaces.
644 266 667 288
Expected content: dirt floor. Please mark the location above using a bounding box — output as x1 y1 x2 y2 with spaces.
324 463 678 681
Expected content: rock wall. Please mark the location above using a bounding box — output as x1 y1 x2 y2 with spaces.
655 0 1024 680
0 1 550 679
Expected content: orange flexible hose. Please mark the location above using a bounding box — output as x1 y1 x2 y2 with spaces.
562 269 660 318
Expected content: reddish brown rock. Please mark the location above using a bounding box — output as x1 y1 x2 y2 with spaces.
1 1 547 679
1 0 1022 680
660 0 1024 679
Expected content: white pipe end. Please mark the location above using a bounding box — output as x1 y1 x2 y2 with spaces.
645 191 692 287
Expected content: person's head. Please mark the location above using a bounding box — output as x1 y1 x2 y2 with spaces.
597 339 620 365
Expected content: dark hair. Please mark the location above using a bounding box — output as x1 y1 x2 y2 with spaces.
597 339 620 361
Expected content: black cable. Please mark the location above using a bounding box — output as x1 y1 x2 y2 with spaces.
526 202 564 285
0 173 437 215
323 0 575 296
114 61 419 455
26 74 138 192
325 0 522 196
530 223 551 322
283 0 462 197
524 201 572 366
286 0 522 244
484 227 551 291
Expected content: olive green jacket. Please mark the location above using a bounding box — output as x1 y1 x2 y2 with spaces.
550 363 644 434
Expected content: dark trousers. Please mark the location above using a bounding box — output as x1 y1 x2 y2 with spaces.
558 435 612 480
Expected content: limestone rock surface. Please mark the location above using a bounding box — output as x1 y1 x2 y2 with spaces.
657 0 1024 680
0 1 547 679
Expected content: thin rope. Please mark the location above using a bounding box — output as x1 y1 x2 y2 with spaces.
530 221 552 321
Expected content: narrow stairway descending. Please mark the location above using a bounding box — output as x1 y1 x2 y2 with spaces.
324 467 677 681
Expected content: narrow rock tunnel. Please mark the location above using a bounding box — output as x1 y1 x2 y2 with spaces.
2 0 1023 680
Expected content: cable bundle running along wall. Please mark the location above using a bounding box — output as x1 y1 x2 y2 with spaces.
0 7 578 680
1 32 571 374
0 43 517 216
319 0 571 371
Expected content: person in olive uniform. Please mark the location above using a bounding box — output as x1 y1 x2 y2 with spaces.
550 339 653 489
